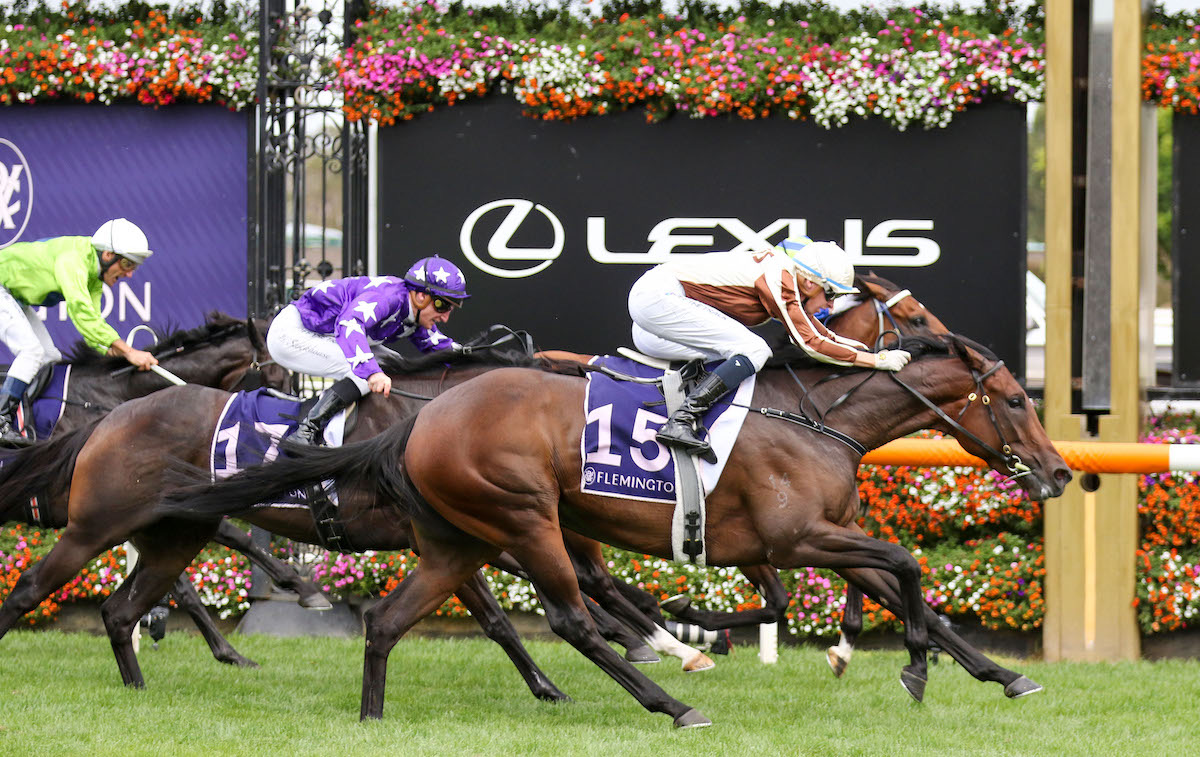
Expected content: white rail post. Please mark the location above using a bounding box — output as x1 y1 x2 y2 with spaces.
758 596 778 664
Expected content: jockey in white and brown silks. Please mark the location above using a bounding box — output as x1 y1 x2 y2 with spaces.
265 255 470 446
628 237 913 458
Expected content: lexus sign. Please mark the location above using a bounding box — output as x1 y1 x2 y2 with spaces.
379 99 1027 377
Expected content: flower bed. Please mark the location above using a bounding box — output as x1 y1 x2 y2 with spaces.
0 2 1198 126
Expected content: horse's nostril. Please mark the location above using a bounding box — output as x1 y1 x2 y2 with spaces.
1056 468 1073 485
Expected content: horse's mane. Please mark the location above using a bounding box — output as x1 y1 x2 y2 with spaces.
63 311 248 371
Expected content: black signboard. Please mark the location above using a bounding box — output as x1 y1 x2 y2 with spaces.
378 99 1027 377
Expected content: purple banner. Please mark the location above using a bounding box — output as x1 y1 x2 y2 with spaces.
0 103 248 360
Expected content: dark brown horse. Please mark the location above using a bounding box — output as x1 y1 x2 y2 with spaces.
161 333 1070 727
0 340 576 702
0 313 328 663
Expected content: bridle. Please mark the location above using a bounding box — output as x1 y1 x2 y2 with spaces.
872 288 912 350
751 338 1033 482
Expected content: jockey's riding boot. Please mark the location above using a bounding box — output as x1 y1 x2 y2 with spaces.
656 372 731 457
293 378 360 447
657 354 757 458
0 392 31 448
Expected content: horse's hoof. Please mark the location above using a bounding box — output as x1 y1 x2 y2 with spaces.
1004 675 1043 699
221 656 259 669
537 689 573 704
826 647 849 678
673 708 713 728
660 594 692 616
682 652 715 672
299 592 334 611
625 645 661 664
900 669 927 703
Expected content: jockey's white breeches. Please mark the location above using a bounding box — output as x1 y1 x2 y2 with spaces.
0 286 62 385
266 305 369 395
627 265 772 371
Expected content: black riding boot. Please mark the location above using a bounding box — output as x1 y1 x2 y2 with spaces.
0 393 31 448
292 378 360 447
656 372 731 457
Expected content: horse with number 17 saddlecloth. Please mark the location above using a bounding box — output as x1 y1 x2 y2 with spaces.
162 333 1071 727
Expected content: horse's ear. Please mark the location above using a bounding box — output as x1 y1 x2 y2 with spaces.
857 276 888 301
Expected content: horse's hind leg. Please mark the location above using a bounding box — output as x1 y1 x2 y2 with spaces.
452 569 570 702
100 520 219 687
212 520 332 610
167 572 259 668
565 537 710 671
489 550 658 663
507 531 709 728
838 566 1036 697
0 525 115 640
359 545 496 720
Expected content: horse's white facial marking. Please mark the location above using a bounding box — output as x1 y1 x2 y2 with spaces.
768 472 791 508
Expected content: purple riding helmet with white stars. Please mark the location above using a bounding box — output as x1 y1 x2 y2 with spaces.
404 256 471 301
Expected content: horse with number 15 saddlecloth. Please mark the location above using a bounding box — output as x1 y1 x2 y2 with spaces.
0 276 942 685
162 333 1071 727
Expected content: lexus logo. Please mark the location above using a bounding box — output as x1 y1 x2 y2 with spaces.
459 199 564 278
0 139 33 249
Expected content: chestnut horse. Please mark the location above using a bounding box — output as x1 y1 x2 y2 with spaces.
161 334 1070 727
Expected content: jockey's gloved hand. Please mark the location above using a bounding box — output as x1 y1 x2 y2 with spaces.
873 349 912 371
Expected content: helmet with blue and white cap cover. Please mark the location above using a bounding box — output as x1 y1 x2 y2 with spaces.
776 237 859 296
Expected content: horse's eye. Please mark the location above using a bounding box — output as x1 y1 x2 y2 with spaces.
1008 396 1024 409
912 315 927 327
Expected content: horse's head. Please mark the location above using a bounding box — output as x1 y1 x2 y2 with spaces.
908 335 1071 501
146 312 290 394
241 316 291 392
826 273 950 351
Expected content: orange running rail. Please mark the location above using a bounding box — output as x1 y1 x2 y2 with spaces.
860 438 1200 474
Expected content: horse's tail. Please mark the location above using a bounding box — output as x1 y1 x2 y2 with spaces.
159 414 420 521
0 421 99 521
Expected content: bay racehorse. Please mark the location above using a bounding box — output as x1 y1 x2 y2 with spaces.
160 333 1071 727
0 278 952 687
0 313 329 662
537 272 953 667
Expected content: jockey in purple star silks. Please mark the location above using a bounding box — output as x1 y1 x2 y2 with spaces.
266 256 470 446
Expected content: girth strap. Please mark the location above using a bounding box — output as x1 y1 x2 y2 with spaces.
306 482 353 553
663 370 707 565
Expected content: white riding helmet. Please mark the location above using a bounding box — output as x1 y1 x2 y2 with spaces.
91 218 153 264
778 237 859 296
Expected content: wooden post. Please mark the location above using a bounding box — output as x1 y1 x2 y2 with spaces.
1042 0 1148 661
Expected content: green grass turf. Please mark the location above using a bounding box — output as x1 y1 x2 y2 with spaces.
0 631 1195 756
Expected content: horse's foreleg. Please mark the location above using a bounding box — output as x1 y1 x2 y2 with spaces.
837 566 1036 696
211 520 332 610
168 573 259 667
658 563 786 630
452 569 571 702
828 583 864 678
